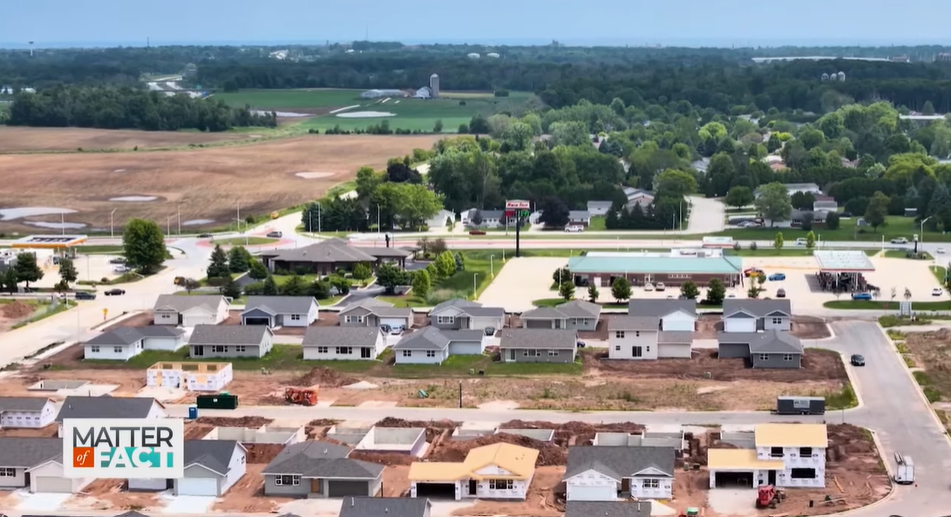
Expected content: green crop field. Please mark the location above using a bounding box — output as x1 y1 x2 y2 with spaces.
210 89 367 110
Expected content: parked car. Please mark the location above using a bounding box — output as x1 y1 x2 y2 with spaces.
104 288 125 296
564 225 584 233
643 282 654 292
484 326 496 336
776 288 786 298
576 340 586 348
850 354 866 366
109 257 126 264
112 265 129 273
852 292 873 301
794 238 808 246
74 291 96 300
380 324 391 333
939 247 946 254
197 233 212 238
768 273 786 281
933 287 944 297
655 282 666 291
389 325 404 335
891 237 909 244
744 268 764 278
266 231 283 238
468 230 486 235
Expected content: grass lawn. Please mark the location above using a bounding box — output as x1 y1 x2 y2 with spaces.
588 216 607 231
326 181 357 199
931 265 948 285
390 353 582 378
824 299 951 310
716 215 947 242
212 237 279 246
84 344 312 370
211 89 369 109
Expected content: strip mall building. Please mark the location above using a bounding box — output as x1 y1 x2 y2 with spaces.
566 250 743 288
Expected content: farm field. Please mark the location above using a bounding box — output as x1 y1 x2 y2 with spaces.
0 126 267 153
0 134 442 233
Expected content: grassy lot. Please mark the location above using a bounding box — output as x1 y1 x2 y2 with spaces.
84 344 312 370
390 353 582 378
824 300 951 310
715 215 945 242
212 237 278 246
902 331 951 404
326 181 357 199
824 383 858 410
931 265 948 285
11 301 72 329
211 89 369 109
883 250 933 259
588 216 607 231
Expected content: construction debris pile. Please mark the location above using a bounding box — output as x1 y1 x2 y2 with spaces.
497 419 644 446
431 433 567 466
292 367 358 388
195 416 273 427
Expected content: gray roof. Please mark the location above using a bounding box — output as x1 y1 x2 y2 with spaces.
723 299 791 318
342 298 393 311
0 437 62 468
521 300 600 320
363 247 412 258
429 298 504 318
56 396 158 422
393 327 482 351
564 446 675 481
244 296 317 315
569 210 590 220
184 439 241 475
86 326 185 346
340 298 413 319
263 441 384 479
339 497 431 517
269 239 378 263
628 299 697 319
658 331 693 344
154 294 225 313
189 324 271 346
587 200 614 209
500 328 577 350
608 316 659 331
480 210 504 219
0 396 52 412
303 327 380 348
566 501 651 517
717 330 804 354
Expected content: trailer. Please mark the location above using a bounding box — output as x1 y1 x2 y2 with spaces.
894 453 914 485
775 396 825 415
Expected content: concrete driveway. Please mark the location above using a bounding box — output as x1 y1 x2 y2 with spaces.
477 257 567 312
685 195 726 234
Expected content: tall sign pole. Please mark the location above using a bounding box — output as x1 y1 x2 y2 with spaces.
506 200 531 258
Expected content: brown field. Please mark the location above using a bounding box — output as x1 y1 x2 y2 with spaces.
0 134 443 232
0 126 259 152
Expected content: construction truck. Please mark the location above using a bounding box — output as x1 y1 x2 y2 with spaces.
284 386 319 406
755 485 785 509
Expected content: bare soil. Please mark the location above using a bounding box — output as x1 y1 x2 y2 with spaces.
71 478 162 511
244 443 287 464
902 328 951 423
0 126 257 152
196 416 273 427
430 433 567 466
696 315 832 340
0 423 58 437
0 134 443 232
212 464 293 513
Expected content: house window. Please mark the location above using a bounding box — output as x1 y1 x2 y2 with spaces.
615 345 621 351
275 475 300 486
344 315 365 323
799 447 813 457
772 317 783 325
790 468 817 479
290 314 301 321
524 350 539 357
548 350 558 356
615 331 625 339
783 354 795 361
0 468 15 477
112 346 123 354
90 346 100 353
437 316 455 324
643 479 659 488
770 447 784 458
426 350 436 358
402 350 412 357
235 346 247 353
212 345 227 353
633 346 643 358
317 346 328 354
336 346 353 355
635 331 640 337
489 479 514 490
759 354 770 361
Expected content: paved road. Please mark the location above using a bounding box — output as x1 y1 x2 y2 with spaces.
685 195 725 234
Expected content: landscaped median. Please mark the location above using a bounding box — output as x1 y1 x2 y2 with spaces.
211 236 279 246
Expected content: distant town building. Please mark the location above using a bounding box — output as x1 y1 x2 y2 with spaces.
487 53 500 58
360 89 406 99
467 53 481 59
937 53 951 62
184 63 198 77
429 73 440 99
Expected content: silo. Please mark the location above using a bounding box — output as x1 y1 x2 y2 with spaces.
837 71 846 81
429 73 440 99
821 72 830 81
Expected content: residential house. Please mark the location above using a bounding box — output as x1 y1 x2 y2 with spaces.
241 296 319 327
188 325 274 359
146 362 233 392
568 211 591 227
499 328 578 363
0 397 57 429
717 330 804 368
83 326 186 361
0 437 92 493
722 300 792 332
757 183 821 198
462 209 504 229
627 299 697 331
262 441 384 498
340 497 432 517
566 501 651 517
408 443 538 500
260 239 411 276
55 396 166 437
707 423 827 489
339 298 414 330
607 317 690 360
129 440 246 495
153 294 230 327
393 327 485 365
563 446 676 501
587 201 613 216
622 188 654 211
813 197 838 212
303 326 386 361
426 209 456 230
519 300 601 331
429 299 505 333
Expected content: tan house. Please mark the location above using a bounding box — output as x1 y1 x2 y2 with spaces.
408 443 538 500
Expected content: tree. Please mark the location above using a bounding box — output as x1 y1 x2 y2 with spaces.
329 276 351 296
559 281 576 301
865 191 890 230
58 258 78 286
376 262 407 295
227 246 251 273
455 252 466 271
249 259 269 280
221 276 242 299
355 166 383 200
374 182 444 230
587 284 599 302
207 245 230 278
412 269 432 300
806 231 816 249
538 196 570 227
790 191 817 210
122 218 166 274
766 132 782 153
826 211 841 230
281 274 307 296
724 186 754 209
468 114 490 134
433 119 443 133
774 232 784 250
14 252 43 289
655 169 697 197
754 182 792 226
922 100 936 116
262 275 278 295
3 268 18 294
352 263 372 281
553 267 572 285
550 121 590 147
704 278 726 305
435 251 457 279
680 280 699 300
611 277 632 303
747 285 762 299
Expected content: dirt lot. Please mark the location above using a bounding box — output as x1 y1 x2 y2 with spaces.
898 328 951 428
71 478 162 511
0 423 58 437
0 126 259 152
695 315 832 340
0 300 47 332
212 464 293 513
0 134 442 232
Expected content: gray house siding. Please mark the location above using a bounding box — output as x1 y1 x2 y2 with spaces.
502 348 575 363
340 307 373 327
752 353 801 369
432 317 468 331
762 316 791 331
264 475 310 496
448 341 482 355
566 318 598 332
523 319 564 329
190 344 263 359
718 343 750 359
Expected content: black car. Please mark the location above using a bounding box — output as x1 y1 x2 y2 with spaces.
198 233 212 238
577 340 586 348
75 291 96 300
109 257 127 265
104 288 126 296
267 231 283 238
850 354 866 366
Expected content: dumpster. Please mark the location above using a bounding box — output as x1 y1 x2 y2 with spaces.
196 394 238 410
188 406 198 420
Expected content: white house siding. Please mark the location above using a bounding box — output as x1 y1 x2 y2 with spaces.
0 403 55 428
756 446 825 488
283 305 317 327
724 318 757 333
608 330 659 360
221 446 247 494
154 311 179 326
629 477 673 499
658 343 692 359
129 478 167 491
763 316 791 332
175 475 219 496
146 336 185 351
181 308 217 327
565 470 618 501
0 468 26 488
304 343 380 361
661 312 695 332
84 342 142 361
395 349 448 364
470 465 531 499
30 462 90 493
448 341 483 355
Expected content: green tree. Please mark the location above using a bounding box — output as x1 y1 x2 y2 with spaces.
724 186 754 209
549 121 590 147
805 231 816 249
329 276 351 296
221 276 242 299
553 267 572 285
435 251 457 279
58 258 78 285
13 252 43 289
3 267 18 294
281 274 307 296
425 263 438 281
433 119 444 133
747 285 762 299
680 280 699 300
587 284 599 302
468 114 490 134
654 169 698 197
355 166 383 201
454 252 466 272
352 263 372 281
227 246 251 273
207 245 230 278
754 182 793 226
249 259 269 280
704 278 726 305
122 218 166 274
766 133 782 153
774 232 784 250
412 269 432 300
262 275 278 295
865 191 891 230
922 101 936 116
826 211 841 230
559 281 576 301
376 262 407 295
611 277 632 303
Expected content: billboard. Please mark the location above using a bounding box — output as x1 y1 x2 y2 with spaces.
63 418 184 479
505 200 531 219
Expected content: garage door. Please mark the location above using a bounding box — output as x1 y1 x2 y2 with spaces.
34 476 74 493
243 317 271 326
415 482 457 498
524 319 551 329
449 341 482 355
328 480 368 497
176 477 218 496
182 315 214 327
658 343 692 359
567 485 615 501
714 471 753 488
380 317 405 328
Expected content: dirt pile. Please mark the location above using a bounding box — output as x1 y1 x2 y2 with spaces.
498 420 644 446
292 367 358 388
196 416 273 427
183 424 214 440
827 423 876 464
2 301 34 319
243 443 286 464
376 417 459 429
308 418 341 426
430 433 566 466
348 451 417 466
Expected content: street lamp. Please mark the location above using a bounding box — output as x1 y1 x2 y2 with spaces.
110 208 117 239
921 216 933 249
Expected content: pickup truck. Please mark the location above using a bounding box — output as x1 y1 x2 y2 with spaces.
891 237 908 244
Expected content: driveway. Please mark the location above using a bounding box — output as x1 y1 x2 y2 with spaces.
684 195 725 234
477 257 566 312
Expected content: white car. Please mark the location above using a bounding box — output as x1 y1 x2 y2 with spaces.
112 265 129 273
643 282 654 292
938 247 946 254
655 282 666 291
794 238 808 246
933 288 944 297
564 225 584 233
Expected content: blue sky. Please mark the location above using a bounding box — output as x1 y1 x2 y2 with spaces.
3 0 950 47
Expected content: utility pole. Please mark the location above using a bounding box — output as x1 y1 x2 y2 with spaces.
110 208 117 239
177 205 181 235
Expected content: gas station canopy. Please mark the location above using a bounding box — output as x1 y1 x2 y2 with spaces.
813 250 875 272
11 235 88 249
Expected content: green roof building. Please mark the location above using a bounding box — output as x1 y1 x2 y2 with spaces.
566 252 742 289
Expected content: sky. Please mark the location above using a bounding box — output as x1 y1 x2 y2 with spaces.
3 0 951 48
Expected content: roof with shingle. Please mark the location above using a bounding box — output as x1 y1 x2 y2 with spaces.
658 331 693 344
339 497 431 517
340 298 413 319
263 441 383 479
189 324 271 346
564 446 675 481
269 239 377 263
500 328 577 350
303 327 380 348
429 299 505 318
608 316 659 331
86 326 185 346
243 296 317 315
56 396 158 422
628 299 697 319
0 437 61 468
521 300 601 320
723 299 791 318
184 440 242 475
0 396 52 412
393 327 483 351
154 294 225 313
566 501 651 517
717 330 803 354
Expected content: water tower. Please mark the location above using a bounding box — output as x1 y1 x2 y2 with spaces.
429 73 440 99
